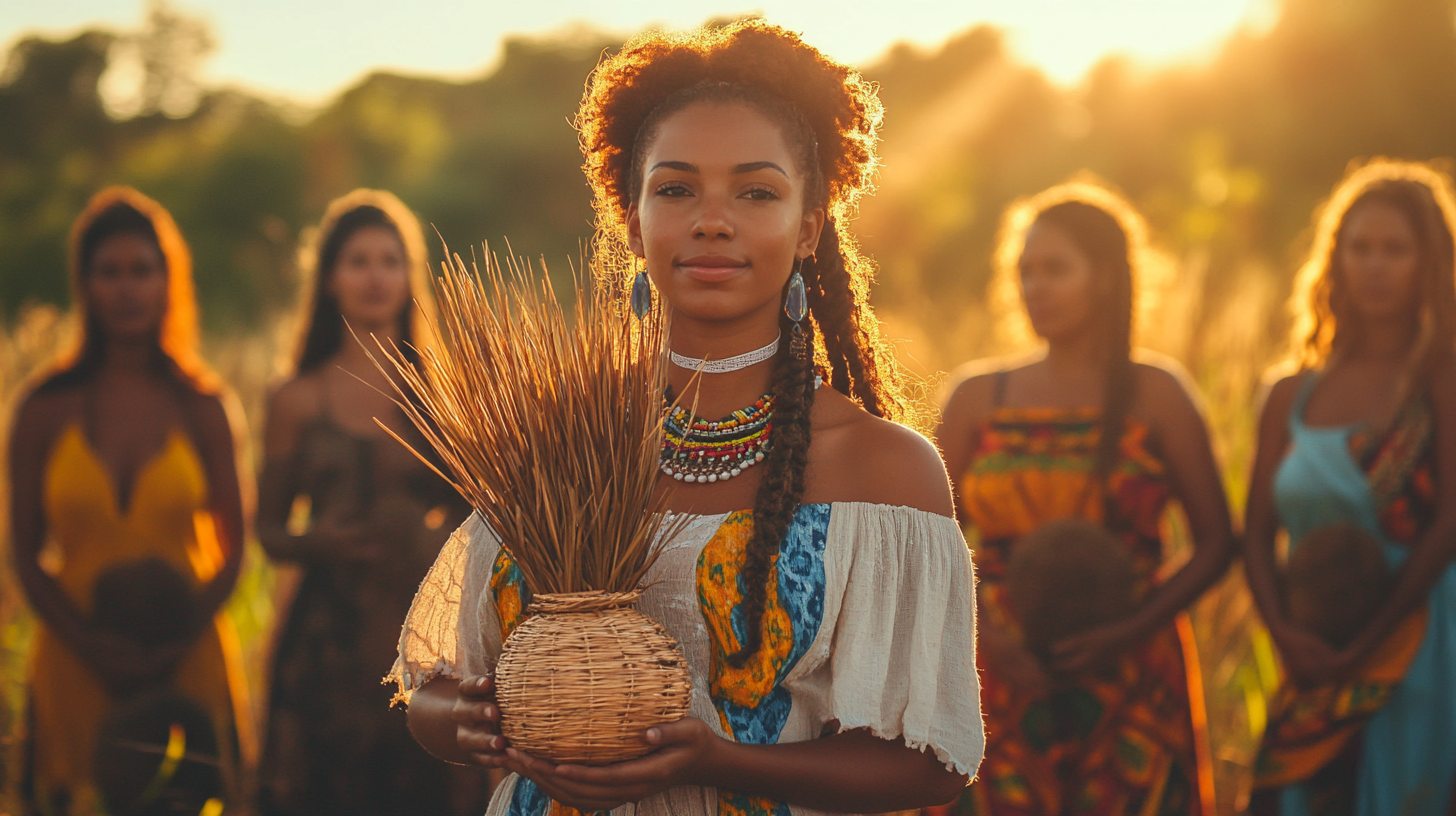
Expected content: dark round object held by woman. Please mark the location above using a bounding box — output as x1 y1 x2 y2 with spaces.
1285 523 1392 649
1004 518 1138 668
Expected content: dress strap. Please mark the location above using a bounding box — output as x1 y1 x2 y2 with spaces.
992 370 1010 409
1288 371 1320 436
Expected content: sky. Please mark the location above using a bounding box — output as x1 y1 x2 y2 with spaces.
1 0 1275 105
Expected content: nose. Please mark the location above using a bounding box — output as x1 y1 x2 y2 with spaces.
692 194 734 242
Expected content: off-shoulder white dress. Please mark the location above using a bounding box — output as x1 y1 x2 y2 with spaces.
390 501 984 816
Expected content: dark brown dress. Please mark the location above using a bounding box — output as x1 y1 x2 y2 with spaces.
256 395 481 816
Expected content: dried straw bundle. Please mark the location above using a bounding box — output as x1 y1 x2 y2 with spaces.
372 247 692 763
373 247 679 595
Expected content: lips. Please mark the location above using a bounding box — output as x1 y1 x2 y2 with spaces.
677 255 749 283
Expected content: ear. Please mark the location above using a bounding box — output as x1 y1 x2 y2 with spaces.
626 203 645 258
797 206 826 259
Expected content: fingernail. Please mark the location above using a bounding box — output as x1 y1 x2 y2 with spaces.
646 727 660 742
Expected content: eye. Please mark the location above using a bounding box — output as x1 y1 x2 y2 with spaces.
654 182 692 198
741 185 779 202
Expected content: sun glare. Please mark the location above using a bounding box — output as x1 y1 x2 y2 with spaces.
1 0 1271 100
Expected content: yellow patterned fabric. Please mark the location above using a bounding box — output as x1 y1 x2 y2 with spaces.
28 424 252 808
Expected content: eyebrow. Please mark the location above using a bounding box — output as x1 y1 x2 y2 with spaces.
649 160 790 178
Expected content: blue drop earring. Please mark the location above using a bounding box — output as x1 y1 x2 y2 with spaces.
786 257 808 360
631 257 652 320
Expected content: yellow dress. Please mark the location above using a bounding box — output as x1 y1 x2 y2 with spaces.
28 424 253 808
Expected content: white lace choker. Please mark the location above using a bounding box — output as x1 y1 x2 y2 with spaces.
670 334 781 374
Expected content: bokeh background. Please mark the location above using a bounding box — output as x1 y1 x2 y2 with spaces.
4 0 1455 811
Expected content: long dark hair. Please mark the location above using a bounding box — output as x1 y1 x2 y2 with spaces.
40 186 216 394
294 189 432 374
993 181 1145 484
581 21 920 666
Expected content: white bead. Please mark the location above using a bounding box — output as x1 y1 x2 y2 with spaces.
673 472 684 481
730 468 741 477
755 452 765 462
707 474 718 483
720 471 731 480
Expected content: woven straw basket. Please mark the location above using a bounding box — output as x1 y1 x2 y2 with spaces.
494 590 693 764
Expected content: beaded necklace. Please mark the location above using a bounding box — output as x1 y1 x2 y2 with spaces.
661 393 774 483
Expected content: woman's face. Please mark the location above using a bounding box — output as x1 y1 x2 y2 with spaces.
1019 220 1099 343
329 225 411 332
627 102 824 327
85 232 169 343
1338 201 1422 324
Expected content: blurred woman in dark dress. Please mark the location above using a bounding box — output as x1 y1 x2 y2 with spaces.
255 189 481 816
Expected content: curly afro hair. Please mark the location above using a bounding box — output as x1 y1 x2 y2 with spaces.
578 18 882 234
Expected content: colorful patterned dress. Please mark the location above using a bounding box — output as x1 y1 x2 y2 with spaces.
1254 375 1453 816
954 406 1212 816
390 502 985 816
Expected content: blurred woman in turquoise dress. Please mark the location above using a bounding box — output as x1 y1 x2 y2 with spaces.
1244 160 1456 816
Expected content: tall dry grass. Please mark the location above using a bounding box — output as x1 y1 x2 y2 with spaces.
371 249 679 596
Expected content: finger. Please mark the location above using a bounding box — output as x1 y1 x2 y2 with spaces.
464 749 510 769
502 759 623 810
457 728 506 754
643 717 698 746
458 675 496 699
451 701 499 726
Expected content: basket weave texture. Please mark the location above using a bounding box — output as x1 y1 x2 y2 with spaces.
494 590 693 764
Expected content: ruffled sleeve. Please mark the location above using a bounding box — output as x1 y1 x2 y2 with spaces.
388 512 502 704
818 502 984 776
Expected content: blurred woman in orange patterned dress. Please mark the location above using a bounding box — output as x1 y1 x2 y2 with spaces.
936 181 1234 816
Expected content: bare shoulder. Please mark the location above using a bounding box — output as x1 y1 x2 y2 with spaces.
809 389 955 517
1130 353 1203 417
184 387 232 431
941 355 1026 426
1261 370 1309 426
267 374 322 420
262 373 323 460
9 381 82 453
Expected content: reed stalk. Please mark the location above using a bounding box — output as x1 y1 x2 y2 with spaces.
369 247 680 595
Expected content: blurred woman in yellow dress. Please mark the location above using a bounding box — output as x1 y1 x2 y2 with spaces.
7 187 252 814
936 181 1234 816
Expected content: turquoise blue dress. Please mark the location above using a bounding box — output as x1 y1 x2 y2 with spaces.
1273 375 1456 816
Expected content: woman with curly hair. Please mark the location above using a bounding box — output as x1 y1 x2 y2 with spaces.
255 189 479 815
8 187 253 813
1244 160 1456 816
936 181 1232 816
396 19 984 815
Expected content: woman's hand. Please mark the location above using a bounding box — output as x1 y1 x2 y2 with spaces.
1050 619 1139 674
502 718 721 810
1272 624 1352 689
452 675 508 767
